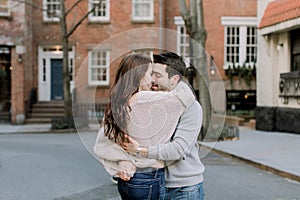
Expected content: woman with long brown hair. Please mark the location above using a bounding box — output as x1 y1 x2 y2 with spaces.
94 53 194 200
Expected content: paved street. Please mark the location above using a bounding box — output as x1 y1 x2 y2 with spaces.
202 148 300 200
0 133 119 200
0 133 299 200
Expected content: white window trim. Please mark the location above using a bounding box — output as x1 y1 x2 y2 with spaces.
0 0 10 16
88 0 110 22
221 16 257 26
132 0 154 22
88 50 110 86
174 16 185 55
174 16 185 25
222 16 257 68
43 0 60 22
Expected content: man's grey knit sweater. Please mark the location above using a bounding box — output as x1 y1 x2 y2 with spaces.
148 100 205 188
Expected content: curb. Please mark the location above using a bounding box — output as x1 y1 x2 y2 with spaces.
0 128 98 135
0 129 75 135
201 144 300 183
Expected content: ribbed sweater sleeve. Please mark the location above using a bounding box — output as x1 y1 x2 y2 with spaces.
93 126 158 175
148 101 203 160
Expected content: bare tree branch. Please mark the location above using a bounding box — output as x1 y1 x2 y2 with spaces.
178 0 192 35
66 8 94 38
65 0 83 16
190 0 198 37
66 1 102 38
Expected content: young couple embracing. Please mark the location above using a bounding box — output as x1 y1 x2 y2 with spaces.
94 51 205 200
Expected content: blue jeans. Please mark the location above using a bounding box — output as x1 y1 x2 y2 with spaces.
118 168 165 200
164 182 204 200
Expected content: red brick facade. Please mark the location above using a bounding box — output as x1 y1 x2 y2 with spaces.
1 0 257 123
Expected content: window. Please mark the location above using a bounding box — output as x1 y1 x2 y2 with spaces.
89 0 110 22
132 0 153 22
43 0 60 22
178 26 190 60
174 16 190 66
224 26 257 67
225 27 240 64
291 29 300 71
246 27 257 63
88 50 110 86
0 0 10 16
222 17 257 69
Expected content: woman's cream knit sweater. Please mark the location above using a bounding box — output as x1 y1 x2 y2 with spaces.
93 81 194 175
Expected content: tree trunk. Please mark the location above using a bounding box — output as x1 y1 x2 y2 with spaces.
179 0 212 139
60 1 72 118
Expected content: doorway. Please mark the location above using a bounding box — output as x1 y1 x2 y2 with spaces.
51 59 64 100
0 46 11 122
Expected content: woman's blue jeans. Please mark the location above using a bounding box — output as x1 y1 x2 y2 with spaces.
118 168 165 200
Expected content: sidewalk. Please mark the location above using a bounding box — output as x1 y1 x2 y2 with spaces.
1 123 300 182
0 123 99 134
0 123 52 134
200 126 300 182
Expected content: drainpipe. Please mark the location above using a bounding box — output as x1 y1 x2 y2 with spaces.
159 0 163 51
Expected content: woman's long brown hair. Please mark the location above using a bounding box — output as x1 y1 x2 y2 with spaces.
104 54 152 144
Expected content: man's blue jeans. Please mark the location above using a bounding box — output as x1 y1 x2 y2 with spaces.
118 168 165 200
164 182 204 200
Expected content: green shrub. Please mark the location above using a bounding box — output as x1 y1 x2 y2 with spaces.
51 118 75 130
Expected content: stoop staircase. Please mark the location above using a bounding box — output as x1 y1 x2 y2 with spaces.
26 101 65 124
0 111 10 123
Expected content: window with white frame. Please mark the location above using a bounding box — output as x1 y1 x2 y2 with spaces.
174 16 190 66
88 0 110 22
132 0 154 22
43 0 60 22
178 26 190 59
222 17 257 69
246 27 257 63
88 50 110 86
0 0 10 16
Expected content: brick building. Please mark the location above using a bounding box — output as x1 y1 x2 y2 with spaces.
0 1 27 123
1 0 257 124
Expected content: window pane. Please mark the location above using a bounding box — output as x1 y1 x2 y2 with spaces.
92 0 107 17
178 25 190 59
225 26 240 63
133 0 152 18
0 0 8 13
90 50 109 84
246 27 257 63
46 0 60 18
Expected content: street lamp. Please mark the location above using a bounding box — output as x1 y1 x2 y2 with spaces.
210 56 216 76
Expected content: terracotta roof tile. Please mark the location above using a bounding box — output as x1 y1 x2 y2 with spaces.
259 0 300 28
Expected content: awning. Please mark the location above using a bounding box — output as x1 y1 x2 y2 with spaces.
259 0 300 29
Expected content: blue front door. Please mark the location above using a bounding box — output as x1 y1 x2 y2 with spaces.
51 59 64 100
